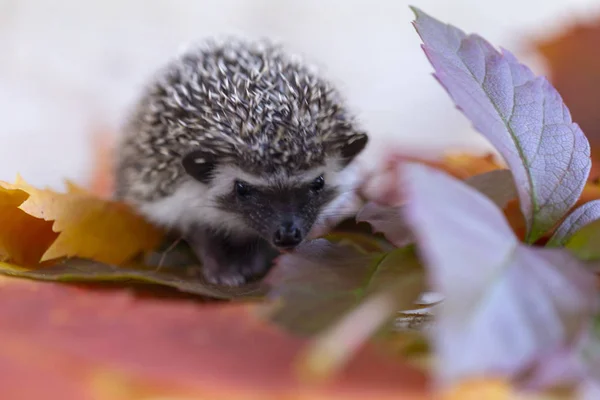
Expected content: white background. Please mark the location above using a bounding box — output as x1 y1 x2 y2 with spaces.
1 0 599 189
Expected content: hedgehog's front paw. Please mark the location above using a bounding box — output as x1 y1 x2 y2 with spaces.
187 228 277 287
203 266 248 287
239 253 275 283
202 258 271 287
205 251 274 287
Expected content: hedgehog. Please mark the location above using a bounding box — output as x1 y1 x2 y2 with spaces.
114 38 369 286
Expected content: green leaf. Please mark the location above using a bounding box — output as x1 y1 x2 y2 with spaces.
565 219 600 261
297 260 427 380
264 239 426 336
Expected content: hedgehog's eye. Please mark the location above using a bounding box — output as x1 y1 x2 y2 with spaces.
234 180 252 198
310 175 325 192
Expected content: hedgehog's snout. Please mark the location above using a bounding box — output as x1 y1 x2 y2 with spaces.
272 221 303 250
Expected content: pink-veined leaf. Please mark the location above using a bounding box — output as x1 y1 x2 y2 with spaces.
548 200 600 247
412 7 591 243
401 162 597 388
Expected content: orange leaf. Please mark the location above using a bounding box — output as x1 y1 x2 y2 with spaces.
442 379 514 400
534 18 600 180
0 187 58 265
360 150 505 204
0 277 430 399
0 177 163 265
440 152 505 178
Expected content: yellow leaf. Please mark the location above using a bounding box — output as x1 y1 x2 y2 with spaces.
0 186 58 265
0 177 164 265
64 179 91 195
441 152 505 178
443 379 514 400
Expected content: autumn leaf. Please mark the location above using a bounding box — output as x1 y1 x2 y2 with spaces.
296 270 427 381
0 186 58 265
441 152 505 178
0 277 430 399
264 240 426 336
401 161 597 388
0 176 164 265
0 258 266 300
441 379 514 400
534 17 600 180
262 238 429 382
413 7 591 243
357 151 505 208
323 231 393 254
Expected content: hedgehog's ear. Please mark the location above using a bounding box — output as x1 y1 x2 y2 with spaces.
338 133 368 166
182 150 218 184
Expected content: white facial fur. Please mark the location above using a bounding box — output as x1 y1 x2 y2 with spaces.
136 155 358 239
307 159 364 238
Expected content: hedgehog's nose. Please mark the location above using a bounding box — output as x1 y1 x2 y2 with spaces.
273 222 302 249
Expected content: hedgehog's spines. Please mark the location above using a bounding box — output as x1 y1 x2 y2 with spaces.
115 37 367 204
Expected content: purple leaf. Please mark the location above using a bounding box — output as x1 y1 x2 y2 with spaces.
578 319 600 399
356 203 414 247
548 200 600 247
356 169 516 247
401 162 597 388
581 381 600 400
464 169 517 210
411 7 591 243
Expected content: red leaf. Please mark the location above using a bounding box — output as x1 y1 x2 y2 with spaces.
0 278 429 399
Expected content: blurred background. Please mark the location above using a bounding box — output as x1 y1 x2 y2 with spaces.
1 0 600 189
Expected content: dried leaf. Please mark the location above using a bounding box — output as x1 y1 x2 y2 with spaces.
535 18 600 180
0 186 58 265
0 277 429 399
412 7 591 243
323 232 392 254
580 182 600 206
401 162 597 388
442 379 514 400
265 240 425 336
548 200 600 247
0 176 164 265
441 152 505 178
0 259 265 300
298 268 426 381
